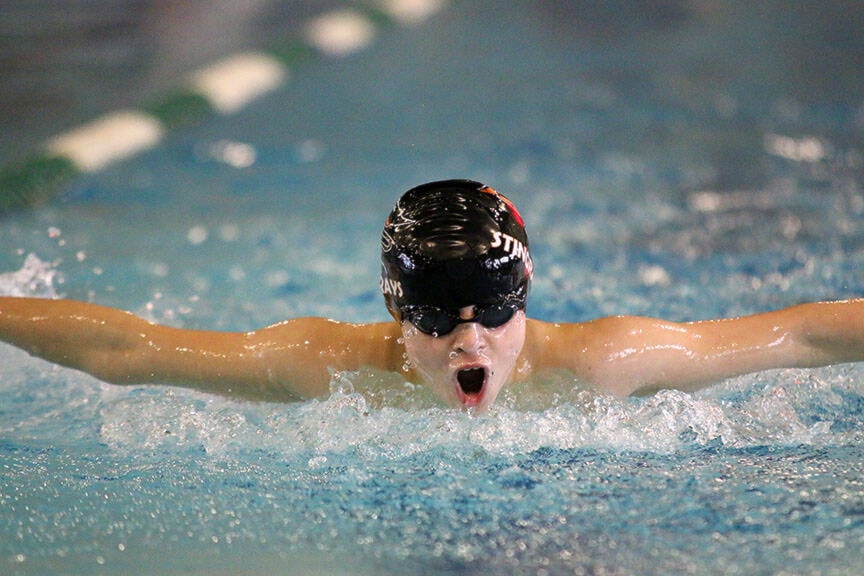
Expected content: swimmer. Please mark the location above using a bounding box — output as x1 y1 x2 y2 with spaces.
1 179 863 412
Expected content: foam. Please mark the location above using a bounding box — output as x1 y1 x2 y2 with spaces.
94 367 864 462
0 254 60 298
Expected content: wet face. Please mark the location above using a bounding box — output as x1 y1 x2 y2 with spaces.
401 306 527 413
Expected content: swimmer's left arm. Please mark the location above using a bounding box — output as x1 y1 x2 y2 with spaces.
532 299 864 396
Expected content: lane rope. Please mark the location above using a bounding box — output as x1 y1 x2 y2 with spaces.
0 0 447 212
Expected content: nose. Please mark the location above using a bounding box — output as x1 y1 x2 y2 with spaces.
450 320 484 354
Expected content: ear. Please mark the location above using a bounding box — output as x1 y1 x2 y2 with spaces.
383 295 402 323
388 308 401 323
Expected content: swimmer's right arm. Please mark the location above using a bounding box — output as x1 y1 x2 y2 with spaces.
0 296 404 401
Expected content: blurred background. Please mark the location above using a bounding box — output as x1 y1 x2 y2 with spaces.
0 0 346 165
3 0 864 169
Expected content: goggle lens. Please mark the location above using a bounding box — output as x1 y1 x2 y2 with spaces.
402 302 519 336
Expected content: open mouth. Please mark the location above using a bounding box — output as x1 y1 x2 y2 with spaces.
457 367 486 396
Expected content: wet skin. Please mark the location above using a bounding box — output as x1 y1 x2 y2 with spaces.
401 306 527 412
2 296 864 411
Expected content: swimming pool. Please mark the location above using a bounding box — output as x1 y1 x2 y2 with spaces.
3 1 864 574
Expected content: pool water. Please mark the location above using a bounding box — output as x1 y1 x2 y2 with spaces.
3 1 864 574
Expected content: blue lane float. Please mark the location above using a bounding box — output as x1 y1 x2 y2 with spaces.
0 0 447 213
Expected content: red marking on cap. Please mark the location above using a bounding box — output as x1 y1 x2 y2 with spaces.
479 185 525 227
500 194 525 227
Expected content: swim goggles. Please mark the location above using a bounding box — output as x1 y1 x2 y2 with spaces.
400 301 521 336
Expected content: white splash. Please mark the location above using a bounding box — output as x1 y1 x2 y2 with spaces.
0 254 61 298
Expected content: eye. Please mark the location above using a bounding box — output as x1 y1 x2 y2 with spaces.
406 307 459 336
478 304 516 328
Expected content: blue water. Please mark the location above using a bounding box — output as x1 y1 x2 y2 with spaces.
3 1 864 574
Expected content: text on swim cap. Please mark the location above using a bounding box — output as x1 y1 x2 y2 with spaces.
490 231 530 262
380 276 403 298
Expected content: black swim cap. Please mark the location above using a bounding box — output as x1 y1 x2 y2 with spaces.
380 179 533 318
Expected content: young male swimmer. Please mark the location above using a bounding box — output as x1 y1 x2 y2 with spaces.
1 179 863 413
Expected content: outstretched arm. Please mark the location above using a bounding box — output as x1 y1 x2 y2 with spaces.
530 299 864 396
0 296 403 401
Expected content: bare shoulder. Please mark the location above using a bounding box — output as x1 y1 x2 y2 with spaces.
523 316 599 377
525 315 666 356
252 317 402 353
246 317 406 388
523 315 692 395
